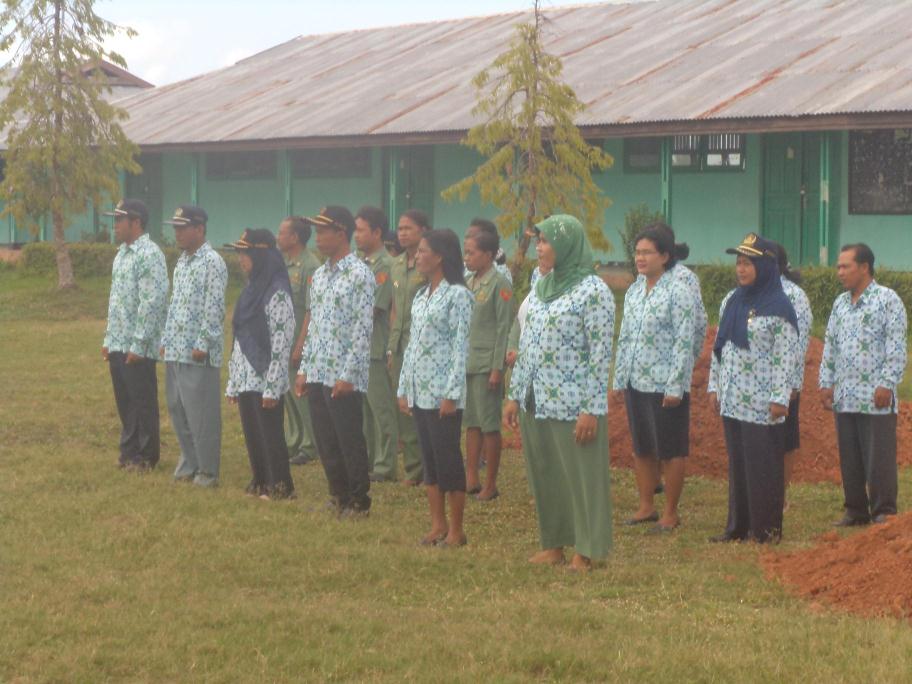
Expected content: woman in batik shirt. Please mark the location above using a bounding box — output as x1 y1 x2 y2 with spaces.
398 229 474 548
504 215 615 571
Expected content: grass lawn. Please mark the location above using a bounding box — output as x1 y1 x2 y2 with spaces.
2 272 912 682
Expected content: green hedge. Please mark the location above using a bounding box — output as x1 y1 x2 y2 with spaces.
19 242 244 283
693 264 912 331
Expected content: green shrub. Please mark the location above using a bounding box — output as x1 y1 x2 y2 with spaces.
616 204 665 276
692 264 912 330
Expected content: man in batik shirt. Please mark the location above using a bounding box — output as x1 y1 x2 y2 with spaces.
295 206 374 516
820 243 907 527
161 206 227 487
102 199 169 471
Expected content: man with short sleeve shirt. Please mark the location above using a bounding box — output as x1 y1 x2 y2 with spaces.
820 243 907 526
354 206 400 482
161 205 227 487
101 199 169 471
279 216 322 466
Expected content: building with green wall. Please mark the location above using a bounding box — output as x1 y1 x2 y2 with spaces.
9 0 912 270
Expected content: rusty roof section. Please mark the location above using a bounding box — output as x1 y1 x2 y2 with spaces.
118 0 912 148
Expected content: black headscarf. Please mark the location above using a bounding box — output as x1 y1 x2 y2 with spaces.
713 238 798 360
231 229 292 375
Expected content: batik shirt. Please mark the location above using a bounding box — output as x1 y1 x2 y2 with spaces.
613 270 696 398
509 275 615 421
300 252 374 392
781 276 813 392
161 242 228 367
398 280 474 410
708 291 798 425
673 263 708 363
103 233 169 359
819 281 907 414
225 290 295 400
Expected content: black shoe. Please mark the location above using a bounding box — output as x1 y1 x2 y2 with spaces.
624 512 659 526
654 483 665 495
872 514 893 524
833 515 870 527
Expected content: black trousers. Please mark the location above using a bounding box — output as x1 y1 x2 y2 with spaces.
238 393 294 497
722 417 785 543
307 384 371 511
108 352 160 467
835 412 897 521
413 407 466 493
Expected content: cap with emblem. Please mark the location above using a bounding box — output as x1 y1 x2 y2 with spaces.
725 232 777 259
102 199 148 226
225 228 275 251
164 205 208 227
302 205 356 237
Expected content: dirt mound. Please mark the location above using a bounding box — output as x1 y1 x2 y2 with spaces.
762 513 912 620
606 329 912 483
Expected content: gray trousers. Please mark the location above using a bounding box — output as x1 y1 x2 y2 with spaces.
835 412 898 520
166 362 222 486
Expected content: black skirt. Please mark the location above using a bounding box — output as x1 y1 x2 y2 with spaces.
624 385 690 460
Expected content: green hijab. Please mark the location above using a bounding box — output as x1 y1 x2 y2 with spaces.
534 214 596 303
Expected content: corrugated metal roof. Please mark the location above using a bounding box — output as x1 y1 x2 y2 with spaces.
118 0 912 147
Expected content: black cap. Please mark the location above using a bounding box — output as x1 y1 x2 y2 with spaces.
103 199 148 226
725 232 777 259
164 205 208 227
302 206 355 235
225 228 276 251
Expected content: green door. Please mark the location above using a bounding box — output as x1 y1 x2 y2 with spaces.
383 146 435 225
126 153 163 241
762 133 823 265
762 133 803 261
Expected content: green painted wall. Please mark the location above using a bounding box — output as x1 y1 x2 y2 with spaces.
291 148 383 226
432 144 498 241
835 131 912 270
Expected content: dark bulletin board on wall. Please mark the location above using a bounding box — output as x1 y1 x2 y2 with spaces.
849 129 912 215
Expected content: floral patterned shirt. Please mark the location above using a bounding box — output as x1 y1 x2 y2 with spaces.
819 281 907 414
225 290 295 400
161 242 228 367
613 270 696 398
708 291 798 425
103 233 169 359
300 252 374 393
673 263 708 363
509 275 615 421
398 280 474 410
781 276 813 391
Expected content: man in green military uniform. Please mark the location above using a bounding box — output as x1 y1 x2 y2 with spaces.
277 216 322 465
354 206 399 482
386 208 430 485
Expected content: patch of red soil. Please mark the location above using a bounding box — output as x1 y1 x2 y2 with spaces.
762 513 912 621
506 328 912 483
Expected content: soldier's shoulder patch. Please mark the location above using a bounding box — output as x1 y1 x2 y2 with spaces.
376 271 389 285
307 275 313 285
500 289 512 301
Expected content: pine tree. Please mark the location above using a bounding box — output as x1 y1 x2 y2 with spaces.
0 0 140 289
441 0 613 273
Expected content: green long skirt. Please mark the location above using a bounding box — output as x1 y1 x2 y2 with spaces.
519 411 612 560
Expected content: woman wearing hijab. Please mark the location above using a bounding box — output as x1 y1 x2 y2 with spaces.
397 229 474 548
225 228 296 499
504 215 615 571
707 233 798 543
